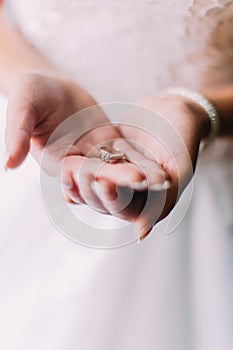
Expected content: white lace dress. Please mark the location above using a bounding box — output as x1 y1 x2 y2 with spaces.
0 1 232 349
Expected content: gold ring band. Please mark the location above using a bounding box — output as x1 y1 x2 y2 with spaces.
98 146 126 163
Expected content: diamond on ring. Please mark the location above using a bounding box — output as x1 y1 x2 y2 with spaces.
98 146 126 163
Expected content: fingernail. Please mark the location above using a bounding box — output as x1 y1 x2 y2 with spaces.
136 228 152 243
149 180 171 191
135 227 153 243
131 179 148 190
4 151 10 172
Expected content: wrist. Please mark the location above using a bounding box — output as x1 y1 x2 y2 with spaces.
161 87 220 151
158 94 211 141
184 98 211 140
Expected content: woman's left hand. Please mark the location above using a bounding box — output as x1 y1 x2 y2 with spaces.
61 95 209 241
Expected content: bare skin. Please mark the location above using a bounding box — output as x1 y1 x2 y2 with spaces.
0 5 232 240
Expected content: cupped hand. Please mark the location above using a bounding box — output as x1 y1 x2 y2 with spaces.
5 72 120 173
61 95 208 241
5 73 207 241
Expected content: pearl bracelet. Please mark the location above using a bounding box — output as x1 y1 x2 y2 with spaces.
161 87 220 152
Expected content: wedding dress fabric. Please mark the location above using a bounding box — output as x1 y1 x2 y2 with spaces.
0 1 232 349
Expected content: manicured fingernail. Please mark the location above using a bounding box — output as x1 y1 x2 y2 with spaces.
149 180 171 191
131 179 148 190
136 228 152 243
137 228 152 244
4 151 10 171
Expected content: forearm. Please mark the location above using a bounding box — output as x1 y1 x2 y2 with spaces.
0 8 59 95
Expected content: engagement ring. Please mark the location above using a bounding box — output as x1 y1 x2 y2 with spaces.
98 146 126 163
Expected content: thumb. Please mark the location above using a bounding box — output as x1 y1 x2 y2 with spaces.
5 98 36 169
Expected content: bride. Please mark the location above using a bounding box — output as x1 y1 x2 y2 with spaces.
0 1 232 349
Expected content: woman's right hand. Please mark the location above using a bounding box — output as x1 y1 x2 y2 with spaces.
4 72 120 174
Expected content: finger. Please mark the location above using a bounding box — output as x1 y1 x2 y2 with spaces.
93 175 167 237
110 141 178 241
91 140 170 226
92 178 146 221
63 180 86 205
63 193 76 204
96 160 146 186
61 156 109 214
65 155 147 187
113 139 170 190
5 98 36 169
60 159 87 205
133 191 164 240
133 185 178 242
61 154 148 215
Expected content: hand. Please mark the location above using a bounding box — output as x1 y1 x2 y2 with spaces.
61 95 208 240
5 72 119 174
